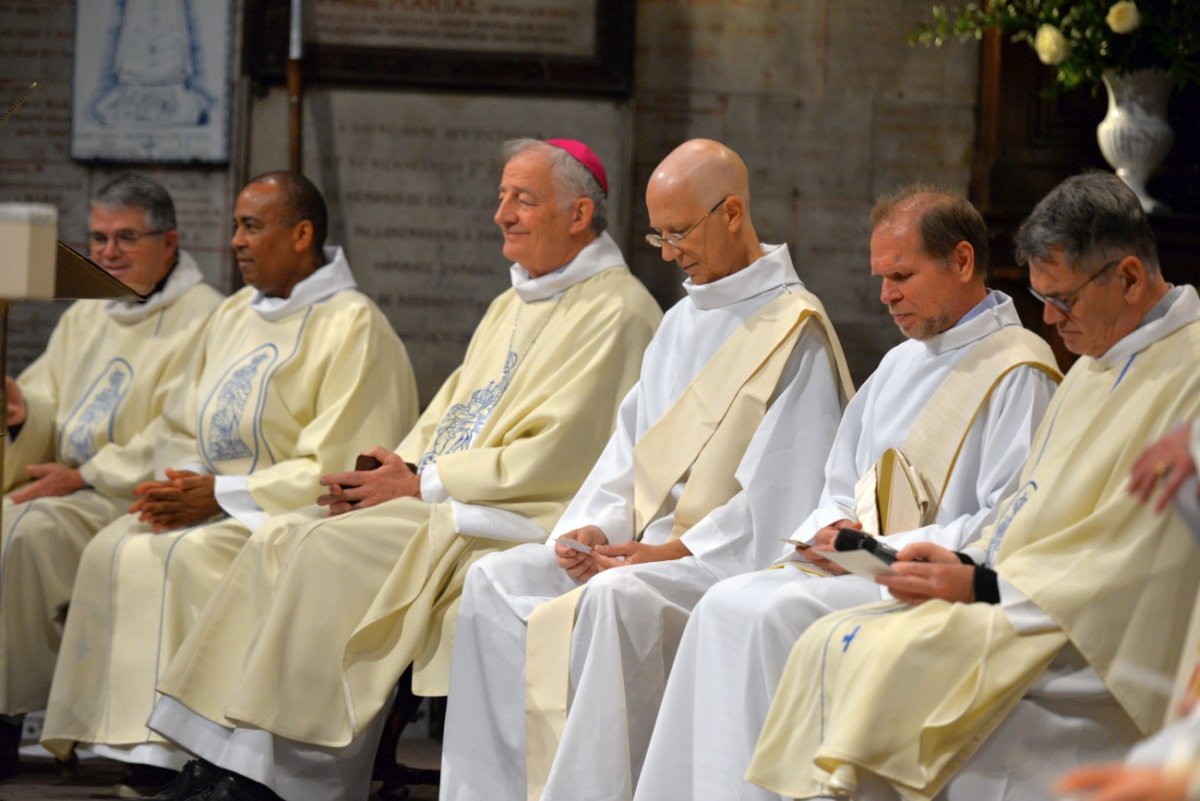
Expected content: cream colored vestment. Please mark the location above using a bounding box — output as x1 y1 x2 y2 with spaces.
152 258 661 759
0 254 220 715
41 252 417 761
748 290 1200 801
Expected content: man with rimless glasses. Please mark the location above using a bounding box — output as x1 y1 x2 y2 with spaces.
0 174 223 776
441 138 854 801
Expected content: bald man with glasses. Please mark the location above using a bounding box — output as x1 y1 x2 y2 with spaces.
0 174 223 777
440 138 854 801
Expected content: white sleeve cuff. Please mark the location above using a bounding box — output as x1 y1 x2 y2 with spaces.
214 475 269 532
420 462 448 504
449 500 546 543
998 574 1057 633
961 545 988 565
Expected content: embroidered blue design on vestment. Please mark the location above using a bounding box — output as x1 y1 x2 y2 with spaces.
419 351 518 472
841 625 861 652
988 479 1038 565
205 351 272 462
59 358 134 465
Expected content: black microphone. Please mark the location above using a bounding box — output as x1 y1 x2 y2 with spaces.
835 528 899 565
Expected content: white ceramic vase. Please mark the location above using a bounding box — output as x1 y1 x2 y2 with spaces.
1096 68 1174 214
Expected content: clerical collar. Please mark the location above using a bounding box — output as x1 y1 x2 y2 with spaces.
920 290 1019 356
1094 284 1199 370
104 250 206 324
510 231 626 303
684 243 801 311
250 246 357 322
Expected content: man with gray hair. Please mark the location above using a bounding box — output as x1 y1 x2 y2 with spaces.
142 139 662 801
0 174 223 777
745 171 1200 801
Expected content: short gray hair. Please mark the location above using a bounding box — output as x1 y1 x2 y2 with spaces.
499 138 607 234
1015 171 1159 276
91 174 177 232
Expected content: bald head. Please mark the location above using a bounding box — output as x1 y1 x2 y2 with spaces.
648 139 751 209
645 139 761 284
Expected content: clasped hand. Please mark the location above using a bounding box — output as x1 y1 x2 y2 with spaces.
130 468 220 532
555 525 690 582
317 446 419 516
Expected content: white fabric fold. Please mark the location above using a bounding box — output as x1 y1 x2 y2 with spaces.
509 232 625 303
250 247 357 321
214 475 270 532
104 251 207 324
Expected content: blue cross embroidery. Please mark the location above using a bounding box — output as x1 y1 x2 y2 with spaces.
841 625 861 652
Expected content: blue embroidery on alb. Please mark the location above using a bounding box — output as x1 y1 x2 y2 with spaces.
206 351 272 462
841 625 861 652
419 351 518 472
59 358 134 465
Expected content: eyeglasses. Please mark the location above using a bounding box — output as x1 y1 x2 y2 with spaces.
89 229 167 250
1028 258 1121 315
645 198 726 249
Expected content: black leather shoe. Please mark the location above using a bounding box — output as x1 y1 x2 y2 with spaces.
184 772 283 801
114 763 178 797
146 759 220 801
0 719 21 781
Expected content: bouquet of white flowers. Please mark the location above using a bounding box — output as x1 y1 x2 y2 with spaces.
911 0 1200 91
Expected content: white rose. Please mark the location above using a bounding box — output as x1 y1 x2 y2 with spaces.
1034 24 1069 66
1106 1 1141 34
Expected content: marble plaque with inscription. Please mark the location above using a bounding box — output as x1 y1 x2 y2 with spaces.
250 87 632 406
313 0 596 57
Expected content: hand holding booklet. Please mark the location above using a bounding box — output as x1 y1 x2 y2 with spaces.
556 537 593 555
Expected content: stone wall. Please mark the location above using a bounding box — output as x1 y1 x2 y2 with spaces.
1 0 978 387
631 0 979 381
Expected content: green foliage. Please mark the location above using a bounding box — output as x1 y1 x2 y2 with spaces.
911 0 1200 90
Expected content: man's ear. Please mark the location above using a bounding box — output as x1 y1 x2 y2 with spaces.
161 229 180 264
1117 255 1148 302
569 197 596 236
723 195 744 234
951 241 976 283
291 219 314 253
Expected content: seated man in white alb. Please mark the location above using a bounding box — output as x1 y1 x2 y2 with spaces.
39 171 418 792
0 174 222 777
636 186 1061 801
441 138 856 801
145 138 663 801
746 172 1200 801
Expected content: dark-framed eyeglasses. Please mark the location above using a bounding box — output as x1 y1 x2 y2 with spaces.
1028 258 1121 315
645 198 727 249
89 229 167 250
